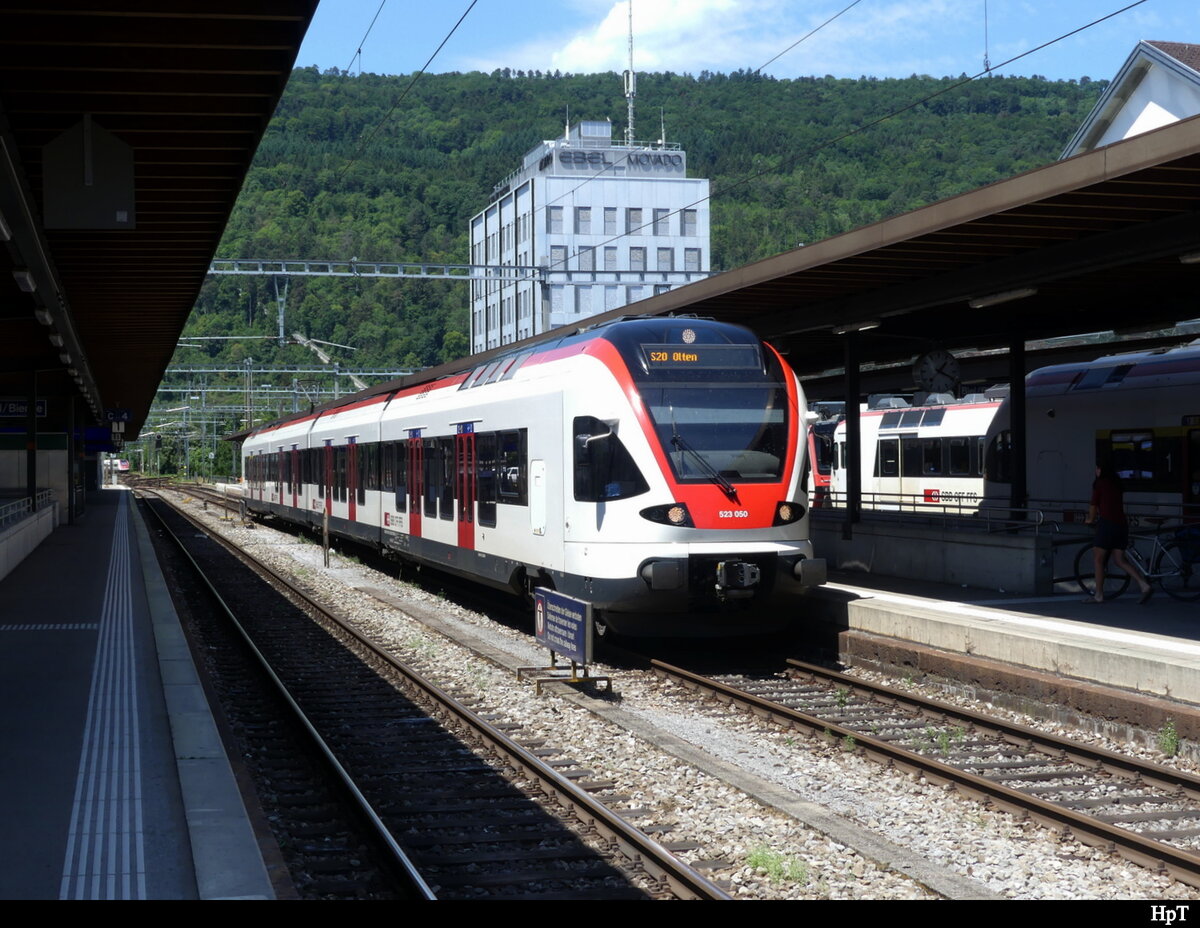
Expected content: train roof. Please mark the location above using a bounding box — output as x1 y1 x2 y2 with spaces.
1025 338 1200 394
234 316 768 443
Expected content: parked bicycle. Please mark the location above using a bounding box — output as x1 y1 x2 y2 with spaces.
1074 521 1200 602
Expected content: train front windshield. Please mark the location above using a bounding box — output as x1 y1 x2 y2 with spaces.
605 321 792 484
641 384 789 482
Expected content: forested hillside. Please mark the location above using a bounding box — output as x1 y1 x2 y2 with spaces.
185 67 1104 374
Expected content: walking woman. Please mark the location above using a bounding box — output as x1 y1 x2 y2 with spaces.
1084 458 1152 604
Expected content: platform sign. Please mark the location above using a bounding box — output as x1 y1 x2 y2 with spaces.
105 408 131 423
0 398 46 417
533 588 592 664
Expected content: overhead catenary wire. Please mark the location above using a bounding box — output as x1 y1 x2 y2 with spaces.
346 0 389 75
338 0 480 183
755 0 867 75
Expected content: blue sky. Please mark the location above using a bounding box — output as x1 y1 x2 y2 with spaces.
297 0 1197 82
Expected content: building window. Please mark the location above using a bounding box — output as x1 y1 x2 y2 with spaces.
575 207 591 234
604 207 617 234
656 247 674 272
684 247 701 272
625 207 642 234
576 287 592 316
653 208 669 235
578 247 594 272
550 245 567 269
547 205 563 233
604 246 617 271
681 208 697 237
629 247 646 272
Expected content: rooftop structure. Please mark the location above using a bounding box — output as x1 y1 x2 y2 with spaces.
1063 40 1200 157
469 120 711 352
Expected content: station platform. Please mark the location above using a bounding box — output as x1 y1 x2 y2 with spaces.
814 567 1200 744
0 486 274 900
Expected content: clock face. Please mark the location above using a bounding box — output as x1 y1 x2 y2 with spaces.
913 348 960 393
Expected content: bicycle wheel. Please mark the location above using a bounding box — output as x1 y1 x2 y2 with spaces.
1153 541 1200 602
1074 543 1131 599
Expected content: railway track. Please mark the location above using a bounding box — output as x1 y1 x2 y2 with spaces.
140 488 729 900
653 657 1200 888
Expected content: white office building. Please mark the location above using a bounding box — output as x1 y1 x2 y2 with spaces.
469 120 711 353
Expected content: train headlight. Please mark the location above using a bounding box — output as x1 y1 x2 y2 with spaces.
773 501 806 525
640 502 694 527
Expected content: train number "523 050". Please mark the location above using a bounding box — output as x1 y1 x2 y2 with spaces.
718 510 750 518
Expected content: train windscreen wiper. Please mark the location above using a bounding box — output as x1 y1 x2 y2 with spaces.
670 432 738 500
666 397 738 500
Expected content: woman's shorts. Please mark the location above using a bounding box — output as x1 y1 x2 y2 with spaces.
1094 517 1128 551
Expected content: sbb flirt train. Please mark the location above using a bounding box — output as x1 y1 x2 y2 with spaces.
242 317 827 636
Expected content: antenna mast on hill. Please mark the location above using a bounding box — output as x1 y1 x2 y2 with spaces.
623 0 636 144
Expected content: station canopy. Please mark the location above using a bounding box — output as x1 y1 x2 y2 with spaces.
0 3 317 438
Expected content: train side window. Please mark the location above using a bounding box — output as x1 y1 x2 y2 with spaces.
440 436 455 519
381 442 393 493
424 440 440 518
1108 430 1179 491
922 438 942 475
573 416 649 501
948 437 971 475
478 433 498 526
498 429 528 506
921 409 945 427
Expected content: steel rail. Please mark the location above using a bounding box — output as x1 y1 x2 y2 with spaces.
140 491 436 899
150 489 730 900
653 658 1200 888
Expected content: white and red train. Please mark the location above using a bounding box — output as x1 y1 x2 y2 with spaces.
242 317 826 636
817 339 1200 519
828 395 1001 511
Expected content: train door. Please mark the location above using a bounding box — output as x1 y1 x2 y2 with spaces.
276 447 285 503
347 437 357 522
407 430 423 538
456 425 476 550
897 433 922 505
876 436 900 507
